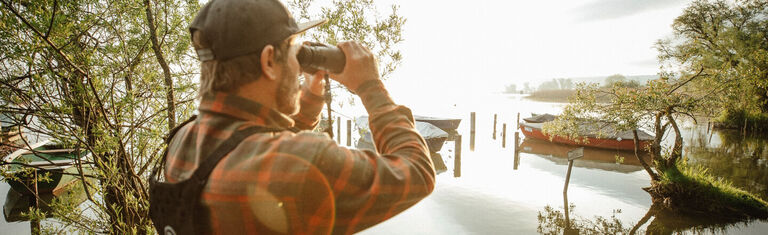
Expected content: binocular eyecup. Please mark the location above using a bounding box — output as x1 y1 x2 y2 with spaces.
297 44 346 74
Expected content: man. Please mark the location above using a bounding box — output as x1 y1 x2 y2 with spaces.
156 0 435 234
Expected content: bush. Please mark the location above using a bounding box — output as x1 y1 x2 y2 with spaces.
715 108 768 134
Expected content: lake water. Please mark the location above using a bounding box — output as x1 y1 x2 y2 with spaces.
2 94 767 234
359 94 768 234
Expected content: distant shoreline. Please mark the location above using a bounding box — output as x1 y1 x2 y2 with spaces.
522 89 575 103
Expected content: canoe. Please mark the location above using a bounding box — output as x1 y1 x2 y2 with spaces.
3 140 91 195
356 116 449 152
414 115 462 131
519 114 653 151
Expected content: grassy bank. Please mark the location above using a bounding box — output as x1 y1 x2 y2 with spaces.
525 89 575 103
645 162 768 220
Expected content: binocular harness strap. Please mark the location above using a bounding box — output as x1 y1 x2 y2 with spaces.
150 122 288 235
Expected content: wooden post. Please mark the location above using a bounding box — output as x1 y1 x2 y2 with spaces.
502 123 507 148
563 190 571 233
33 170 39 207
454 135 462 178
564 160 574 194
337 117 341 143
743 118 748 139
564 148 583 195
470 112 476 151
514 131 520 170
31 170 40 235
492 114 497 140
516 112 520 129
346 120 352 147
514 150 520 170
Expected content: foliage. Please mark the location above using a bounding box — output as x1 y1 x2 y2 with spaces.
537 205 632 235
543 71 710 181
603 74 641 88
1 0 406 233
715 107 768 133
657 0 768 117
0 0 200 232
289 0 405 80
537 200 761 235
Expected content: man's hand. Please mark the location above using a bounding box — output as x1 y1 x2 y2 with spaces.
303 71 326 97
330 41 380 92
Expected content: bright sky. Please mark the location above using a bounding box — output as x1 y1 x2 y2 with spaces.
371 0 692 95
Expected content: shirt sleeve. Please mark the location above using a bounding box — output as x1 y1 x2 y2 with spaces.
313 80 436 234
291 87 325 130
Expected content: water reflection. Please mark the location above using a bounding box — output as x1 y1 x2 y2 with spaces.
685 127 768 200
358 97 768 234
519 138 650 173
538 199 765 235
532 127 768 235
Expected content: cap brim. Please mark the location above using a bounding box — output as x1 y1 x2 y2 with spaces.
295 19 327 35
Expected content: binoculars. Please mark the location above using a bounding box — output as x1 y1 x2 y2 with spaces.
297 43 346 74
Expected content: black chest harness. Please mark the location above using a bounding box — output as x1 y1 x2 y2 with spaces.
148 116 295 234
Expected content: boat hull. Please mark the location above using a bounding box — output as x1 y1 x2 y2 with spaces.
358 136 447 153
414 116 462 132
7 167 82 195
4 143 90 195
519 123 650 151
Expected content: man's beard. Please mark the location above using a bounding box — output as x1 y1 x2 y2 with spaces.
275 65 300 115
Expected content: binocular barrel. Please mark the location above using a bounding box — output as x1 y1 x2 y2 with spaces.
297 44 346 74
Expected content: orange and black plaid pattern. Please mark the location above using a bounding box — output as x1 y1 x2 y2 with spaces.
164 83 436 234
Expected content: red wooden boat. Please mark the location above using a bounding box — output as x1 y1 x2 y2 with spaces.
519 114 653 151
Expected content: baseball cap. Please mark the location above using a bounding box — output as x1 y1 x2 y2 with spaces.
190 0 326 62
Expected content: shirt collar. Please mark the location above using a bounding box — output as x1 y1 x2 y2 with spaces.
198 92 295 128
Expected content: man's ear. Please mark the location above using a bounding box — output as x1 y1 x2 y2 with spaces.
260 45 278 81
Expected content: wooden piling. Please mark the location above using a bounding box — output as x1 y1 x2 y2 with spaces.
31 170 40 234
514 150 520 170
337 117 341 143
492 114 497 140
454 135 462 178
346 120 352 147
564 160 574 194
514 131 520 170
502 123 507 148
470 112 476 151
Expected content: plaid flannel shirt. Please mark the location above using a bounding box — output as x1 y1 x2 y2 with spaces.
165 81 436 234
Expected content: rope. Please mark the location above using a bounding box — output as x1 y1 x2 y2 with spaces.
324 74 333 138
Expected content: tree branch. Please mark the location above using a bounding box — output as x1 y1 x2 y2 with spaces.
667 67 705 95
44 0 58 39
144 0 176 130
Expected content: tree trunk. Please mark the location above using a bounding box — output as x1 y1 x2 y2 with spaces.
634 130 659 181
666 113 684 168
144 0 176 130
651 113 664 166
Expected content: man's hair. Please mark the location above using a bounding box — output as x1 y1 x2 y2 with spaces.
193 31 292 96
